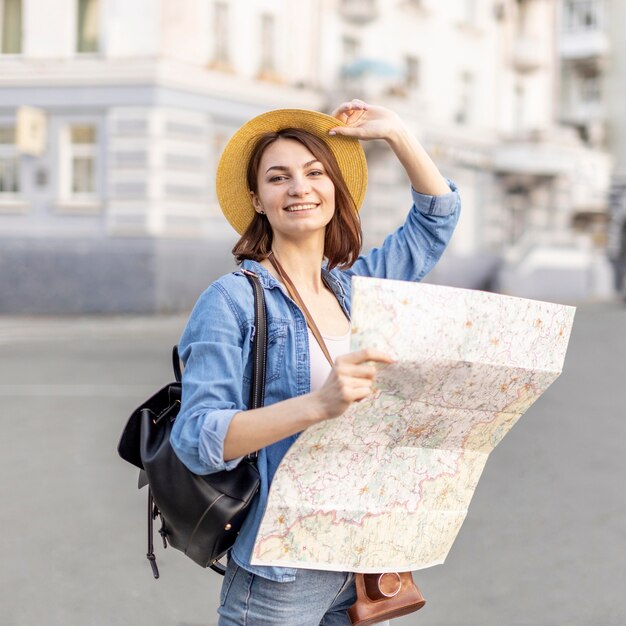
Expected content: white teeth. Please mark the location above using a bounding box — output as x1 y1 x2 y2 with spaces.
285 204 317 212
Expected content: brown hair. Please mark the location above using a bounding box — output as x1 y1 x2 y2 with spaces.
232 128 362 271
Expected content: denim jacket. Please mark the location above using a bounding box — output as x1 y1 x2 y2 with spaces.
170 182 461 582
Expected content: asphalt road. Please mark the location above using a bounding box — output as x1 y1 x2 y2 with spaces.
0 300 624 626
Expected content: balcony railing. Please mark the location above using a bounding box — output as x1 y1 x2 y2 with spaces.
511 37 544 73
559 29 610 61
339 0 378 24
561 99 606 124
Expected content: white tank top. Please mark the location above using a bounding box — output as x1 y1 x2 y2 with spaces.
308 327 351 392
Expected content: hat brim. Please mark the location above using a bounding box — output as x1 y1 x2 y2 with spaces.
216 109 368 235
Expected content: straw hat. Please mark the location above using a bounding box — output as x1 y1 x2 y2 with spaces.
216 109 368 235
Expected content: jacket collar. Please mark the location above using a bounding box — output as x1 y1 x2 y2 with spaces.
239 258 345 298
239 259 279 289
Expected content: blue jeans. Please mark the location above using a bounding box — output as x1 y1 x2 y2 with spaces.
217 559 358 626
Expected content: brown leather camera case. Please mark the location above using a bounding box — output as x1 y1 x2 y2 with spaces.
348 572 426 626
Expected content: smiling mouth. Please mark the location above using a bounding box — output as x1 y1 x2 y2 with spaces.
284 203 318 212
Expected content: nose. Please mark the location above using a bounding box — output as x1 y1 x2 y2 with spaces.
288 174 311 197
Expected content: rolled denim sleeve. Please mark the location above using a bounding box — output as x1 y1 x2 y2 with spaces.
170 282 246 475
346 179 460 281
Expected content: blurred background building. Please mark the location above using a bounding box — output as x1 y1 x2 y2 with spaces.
0 0 623 313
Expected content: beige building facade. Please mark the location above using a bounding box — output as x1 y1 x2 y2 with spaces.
0 0 616 311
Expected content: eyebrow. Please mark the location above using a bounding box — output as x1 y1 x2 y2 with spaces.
265 159 322 175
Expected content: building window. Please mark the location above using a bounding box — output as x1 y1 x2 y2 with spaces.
212 1 230 67
405 55 420 90
60 125 98 202
76 0 99 53
455 71 474 125
0 0 22 54
514 82 525 128
339 36 362 89
580 73 601 102
342 35 361 65
0 126 20 194
259 13 276 76
563 0 605 33
70 126 96 194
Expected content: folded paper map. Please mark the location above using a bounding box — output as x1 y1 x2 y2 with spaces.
251 277 576 572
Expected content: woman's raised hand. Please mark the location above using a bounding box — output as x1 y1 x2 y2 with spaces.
331 98 451 196
313 348 395 421
329 99 403 143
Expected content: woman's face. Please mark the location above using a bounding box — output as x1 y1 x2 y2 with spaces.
251 137 336 243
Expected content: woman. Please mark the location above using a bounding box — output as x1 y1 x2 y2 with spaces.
171 100 461 625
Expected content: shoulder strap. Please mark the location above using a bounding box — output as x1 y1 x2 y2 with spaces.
242 269 267 411
172 346 182 382
241 269 267 462
171 270 267 460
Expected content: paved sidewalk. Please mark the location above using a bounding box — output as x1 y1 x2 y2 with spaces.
0 303 625 625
